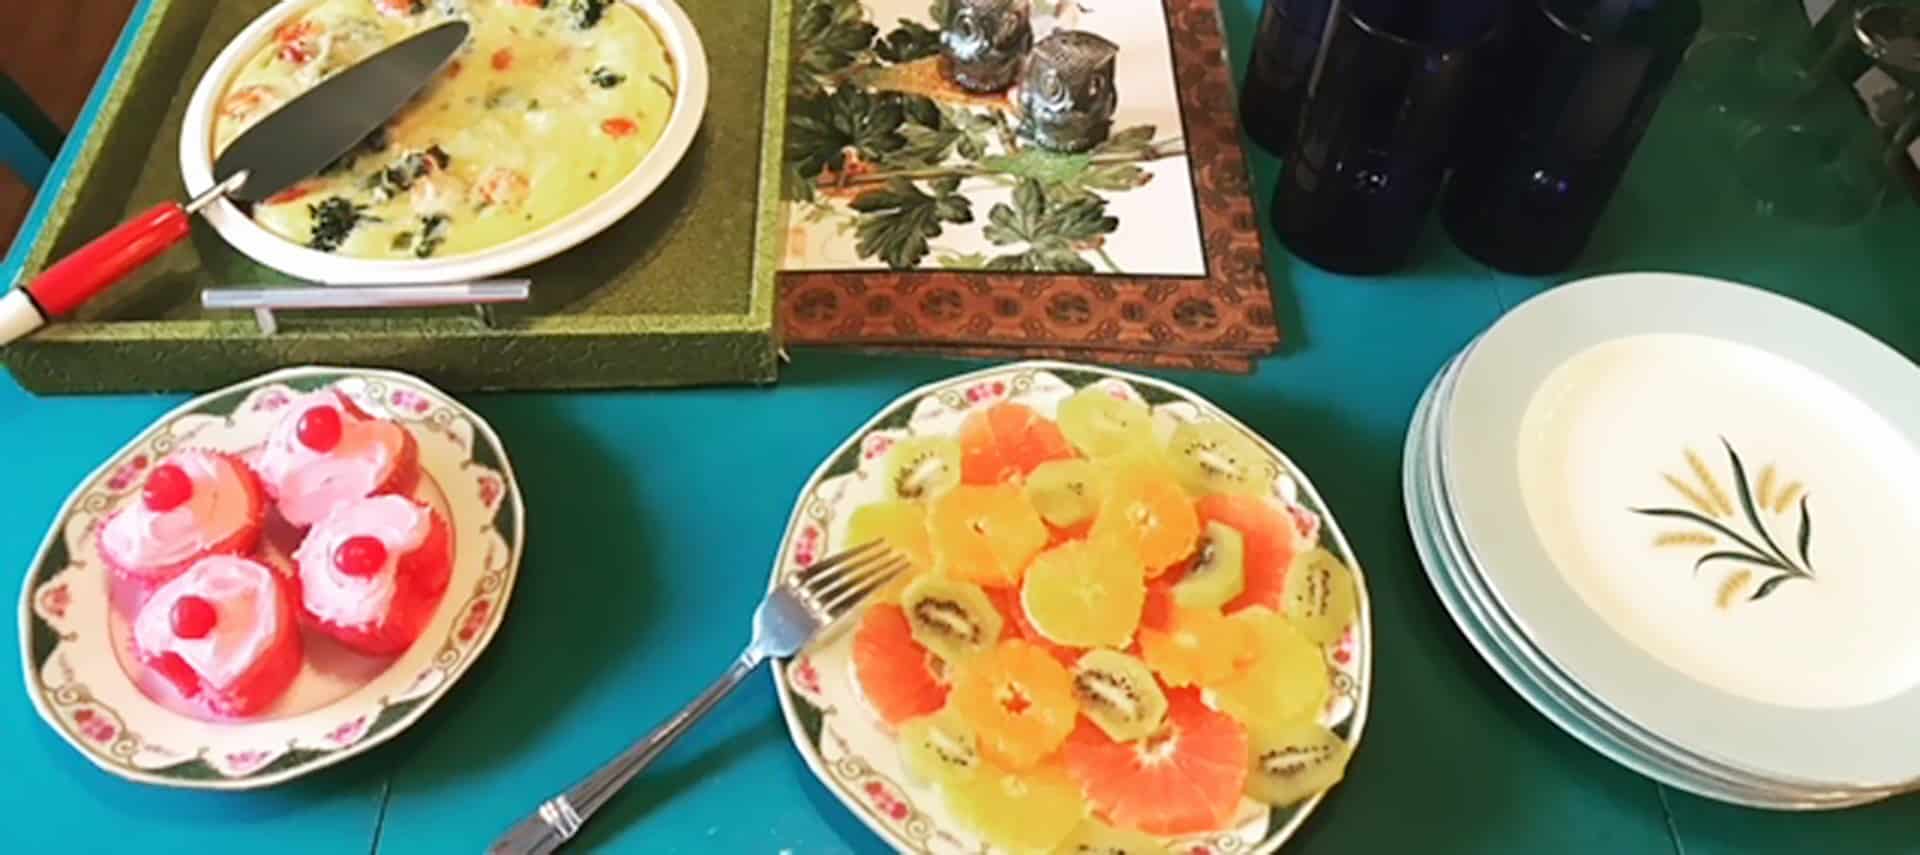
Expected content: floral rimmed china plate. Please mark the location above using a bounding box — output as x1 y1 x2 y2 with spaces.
770 361 1373 854
19 366 524 789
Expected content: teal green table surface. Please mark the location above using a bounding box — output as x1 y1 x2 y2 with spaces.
5 2 1919 852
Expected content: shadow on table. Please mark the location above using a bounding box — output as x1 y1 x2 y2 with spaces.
371 396 663 774
564 715 791 851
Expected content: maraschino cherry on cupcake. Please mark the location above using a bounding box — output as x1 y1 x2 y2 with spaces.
293 494 452 656
97 450 266 592
253 390 418 529
132 555 302 718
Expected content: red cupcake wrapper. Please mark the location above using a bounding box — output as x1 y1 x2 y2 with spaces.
300 509 452 657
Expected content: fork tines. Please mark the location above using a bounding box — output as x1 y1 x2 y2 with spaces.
796 540 910 619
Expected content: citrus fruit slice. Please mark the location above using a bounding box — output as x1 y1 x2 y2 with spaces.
1022 539 1146 648
900 709 983 789
1194 494 1300 613
852 603 949 726
1138 605 1252 687
959 402 1076 485
930 484 1049 587
1058 387 1156 458
1284 547 1358 644
1056 818 1171 855
1072 649 1168 742
1088 471 1199 574
1245 719 1351 807
1064 689 1249 836
846 500 933 600
945 760 1087 853
951 639 1080 769
986 586 1079 665
1210 608 1328 726
901 575 1003 663
1025 459 1104 528
1165 420 1275 497
883 436 964 500
1170 521 1245 611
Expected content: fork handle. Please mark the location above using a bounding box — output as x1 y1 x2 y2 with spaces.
489 652 764 855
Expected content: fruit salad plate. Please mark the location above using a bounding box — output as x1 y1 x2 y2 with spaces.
771 361 1372 854
18 366 524 789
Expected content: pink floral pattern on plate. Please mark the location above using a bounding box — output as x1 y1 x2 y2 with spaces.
790 656 822 697
961 380 1007 406
863 779 913 823
862 433 897 461
389 389 432 415
477 474 504 510
72 708 117 743
793 524 822 568
39 584 70 620
225 751 273 775
251 390 293 412
104 455 149 491
326 716 370 747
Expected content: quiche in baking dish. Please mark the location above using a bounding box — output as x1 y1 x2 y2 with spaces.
212 0 676 260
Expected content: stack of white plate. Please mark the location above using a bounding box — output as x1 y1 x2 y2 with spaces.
1404 272 1920 809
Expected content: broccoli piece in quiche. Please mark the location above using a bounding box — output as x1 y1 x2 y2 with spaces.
572 0 611 29
308 197 373 252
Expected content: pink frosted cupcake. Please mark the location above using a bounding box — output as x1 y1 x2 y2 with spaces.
293 494 452 656
133 555 302 718
97 450 266 591
254 390 418 529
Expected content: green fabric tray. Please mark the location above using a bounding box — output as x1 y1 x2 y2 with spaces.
2 0 787 394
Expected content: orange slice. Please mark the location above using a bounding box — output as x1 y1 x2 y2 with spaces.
950 639 1079 769
1138 605 1253 687
1090 471 1199 574
1210 608 1329 726
958 402 1076 486
1063 688 1249 836
851 604 948 726
929 484 1049 588
1021 539 1146 648
944 759 1087 852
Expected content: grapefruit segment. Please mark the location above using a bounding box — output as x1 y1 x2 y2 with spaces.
987 586 1079 665
845 500 933 600
1064 689 1249 836
1195 494 1300 613
959 403 1076 486
851 604 948 726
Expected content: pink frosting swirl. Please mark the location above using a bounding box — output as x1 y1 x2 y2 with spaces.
254 391 407 527
294 494 432 629
99 451 257 573
133 556 283 691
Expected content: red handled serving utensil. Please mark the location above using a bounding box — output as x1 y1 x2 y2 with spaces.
0 20 470 347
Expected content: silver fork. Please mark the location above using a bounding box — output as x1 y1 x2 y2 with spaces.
488 541 907 855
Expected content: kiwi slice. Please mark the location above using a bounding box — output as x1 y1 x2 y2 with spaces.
1245 720 1351 806
1056 818 1171 855
1166 421 1274 497
1284 547 1358 644
1172 522 1246 610
1059 387 1156 458
1024 459 1103 527
884 437 963 500
901 575 1004 663
899 711 982 788
1071 649 1169 742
